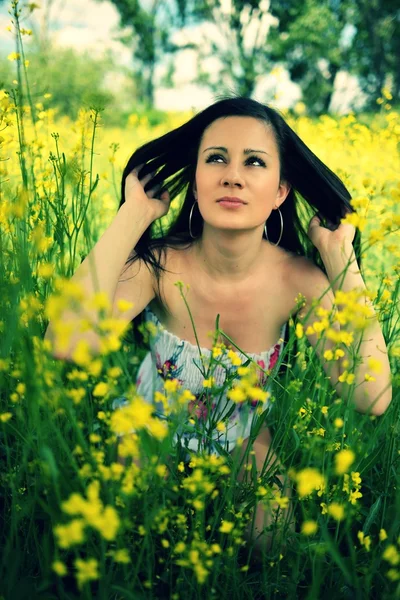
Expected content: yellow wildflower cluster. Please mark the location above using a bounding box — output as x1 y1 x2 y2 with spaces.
341 211 367 232
334 448 355 475
110 395 168 442
302 304 332 339
301 520 318 536
54 480 120 549
320 502 346 521
358 530 372 551
291 467 326 498
0 412 13 423
173 535 225 585
333 289 376 330
74 557 99 590
181 467 219 511
227 363 270 409
382 541 400 582
19 292 42 326
343 471 363 505
45 284 131 360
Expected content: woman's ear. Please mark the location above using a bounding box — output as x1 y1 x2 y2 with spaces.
276 180 291 207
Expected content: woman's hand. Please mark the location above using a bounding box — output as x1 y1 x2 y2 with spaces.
307 211 356 255
124 162 171 222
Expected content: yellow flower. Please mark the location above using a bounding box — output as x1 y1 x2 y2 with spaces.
320 502 328 515
295 468 326 498
179 389 196 403
274 495 290 509
364 373 376 382
174 541 186 553
350 490 363 504
301 520 318 535
54 519 86 548
95 506 120 540
93 382 110 397
321 406 329 415
335 449 355 475
86 292 111 312
164 379 181 393
357 531 371 551
0 412 13 423
116 299 134 313
324 350 334 361
247 387 269 402
71 340 92 367
113 548 131 563
212 346 223 358
108 366 122 378
227 349 242 366
334 418 344 428
237 366 250 377
383 545 400 566
37 262 54 279
219 520 234 533
62 493 88 515
52 560 67 576
341 212 367 232
112 397 153 434
327 502 345 521
379 528 388 542
74 557 99 590
147 418 168 441
227 387 247 403
216 421 226 433
203 377 215 388
16 384 25 397
367 357 382 374
338 371 355 385
295 323 304 339
386 569 400 582
66 388 86 405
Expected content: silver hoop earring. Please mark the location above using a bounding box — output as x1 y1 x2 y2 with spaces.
189 201 197 239
264 207 283 246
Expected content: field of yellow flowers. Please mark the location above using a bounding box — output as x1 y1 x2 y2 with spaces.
1 9 400 600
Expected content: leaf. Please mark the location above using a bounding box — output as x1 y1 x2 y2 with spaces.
291 427 301 451
39 445 59 482
362 496 382 535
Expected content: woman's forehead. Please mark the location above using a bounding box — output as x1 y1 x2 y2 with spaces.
200 117 277 152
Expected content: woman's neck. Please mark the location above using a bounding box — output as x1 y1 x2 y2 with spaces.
191 224 274 282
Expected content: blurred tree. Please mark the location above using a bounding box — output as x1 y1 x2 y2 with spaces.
95 0 198 108
267 0 348 114
169 0 277 100
174 0 399 113
268 0 399 112
0 44 123 121
345 0 399 109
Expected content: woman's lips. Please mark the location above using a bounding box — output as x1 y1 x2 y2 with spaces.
217 200 245 207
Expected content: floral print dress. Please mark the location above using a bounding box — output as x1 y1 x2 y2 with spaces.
112 305 287 460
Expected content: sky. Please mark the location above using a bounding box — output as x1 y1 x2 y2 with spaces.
0 0 363 113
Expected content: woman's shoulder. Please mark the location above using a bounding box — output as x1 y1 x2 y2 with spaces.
262 243 298 278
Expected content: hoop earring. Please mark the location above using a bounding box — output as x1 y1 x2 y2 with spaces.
189 201 197 239
264 207 283 246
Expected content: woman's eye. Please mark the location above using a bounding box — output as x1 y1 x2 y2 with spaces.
206 153 264 166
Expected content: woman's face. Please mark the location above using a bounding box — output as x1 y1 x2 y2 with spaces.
194 116 290 235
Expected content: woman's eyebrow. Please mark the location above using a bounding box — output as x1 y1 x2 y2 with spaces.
203 146 271 156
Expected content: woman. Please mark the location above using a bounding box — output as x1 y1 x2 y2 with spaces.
47 95 392 558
